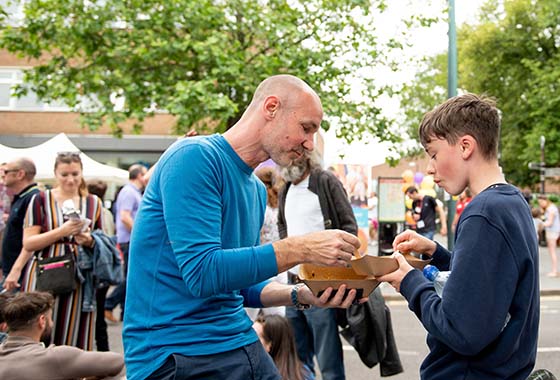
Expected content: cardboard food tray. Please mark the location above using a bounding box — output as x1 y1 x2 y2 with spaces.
351 253 432 278
299 264 379 299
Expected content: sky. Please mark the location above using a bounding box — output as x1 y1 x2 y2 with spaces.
322 0 487 167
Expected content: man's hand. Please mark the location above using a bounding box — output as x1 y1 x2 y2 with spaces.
273 229 361 273
377 252 415 292
392 229 437 256
3 269 21 291
298 284 368 309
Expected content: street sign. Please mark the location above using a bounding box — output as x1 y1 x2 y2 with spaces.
528 162 542 170
544 168 560 177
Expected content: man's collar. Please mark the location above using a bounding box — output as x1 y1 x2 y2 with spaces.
15 183 38 198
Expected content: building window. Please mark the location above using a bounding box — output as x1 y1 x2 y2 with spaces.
0 69 69 111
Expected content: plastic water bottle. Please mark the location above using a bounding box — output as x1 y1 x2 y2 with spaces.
423 265 450 298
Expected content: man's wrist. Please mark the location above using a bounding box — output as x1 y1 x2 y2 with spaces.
291 283 311 310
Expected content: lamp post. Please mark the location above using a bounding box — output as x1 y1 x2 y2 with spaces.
447 0 457 250
540 135 545 194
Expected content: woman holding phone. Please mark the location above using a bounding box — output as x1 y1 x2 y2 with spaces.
20 152 103 349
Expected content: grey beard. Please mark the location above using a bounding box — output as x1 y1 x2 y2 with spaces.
279 163 308 183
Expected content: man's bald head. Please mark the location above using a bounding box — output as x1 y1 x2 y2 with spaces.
249 75 321 111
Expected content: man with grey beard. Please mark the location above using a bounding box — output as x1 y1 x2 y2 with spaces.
278 150 357 380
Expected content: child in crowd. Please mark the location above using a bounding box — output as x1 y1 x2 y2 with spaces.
253 314 314 380
532 207 544 238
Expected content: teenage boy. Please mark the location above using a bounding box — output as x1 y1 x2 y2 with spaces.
378 94 539 380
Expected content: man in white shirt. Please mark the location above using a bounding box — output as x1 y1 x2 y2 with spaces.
278 150 358 380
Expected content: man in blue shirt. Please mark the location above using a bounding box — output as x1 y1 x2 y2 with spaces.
124 75 362 380
379 94 539 380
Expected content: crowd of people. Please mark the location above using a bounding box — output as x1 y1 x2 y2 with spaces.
0 75 557 380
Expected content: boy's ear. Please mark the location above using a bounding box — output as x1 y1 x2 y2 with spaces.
459 135 476 159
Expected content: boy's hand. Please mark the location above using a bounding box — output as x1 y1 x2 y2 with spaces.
392 230 437 256
377 252 414 292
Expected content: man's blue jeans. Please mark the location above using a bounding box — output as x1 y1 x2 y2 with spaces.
286 306 345 380
105 242 129 316
419 230 435 240
147 341 281 380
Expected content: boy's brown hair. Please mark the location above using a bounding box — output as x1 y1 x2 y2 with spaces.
419 94 501 160
2 292 54 331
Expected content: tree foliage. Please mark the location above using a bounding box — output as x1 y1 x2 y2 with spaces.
399 0 560 187
0 0 436 149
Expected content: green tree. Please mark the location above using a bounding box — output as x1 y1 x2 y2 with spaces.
0 0 436 149
399 0 560 187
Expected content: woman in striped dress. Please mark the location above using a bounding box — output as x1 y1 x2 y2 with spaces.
21 152 103 350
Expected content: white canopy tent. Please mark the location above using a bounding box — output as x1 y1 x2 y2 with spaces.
0 133 129 185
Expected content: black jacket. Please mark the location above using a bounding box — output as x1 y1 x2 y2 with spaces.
339 288 403 376
278 168 357 238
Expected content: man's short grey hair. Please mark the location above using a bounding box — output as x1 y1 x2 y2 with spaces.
14 158 36 181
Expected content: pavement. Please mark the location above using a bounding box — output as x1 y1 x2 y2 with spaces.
373 233 560 300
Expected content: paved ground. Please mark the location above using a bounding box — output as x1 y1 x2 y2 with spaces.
105 234 560 379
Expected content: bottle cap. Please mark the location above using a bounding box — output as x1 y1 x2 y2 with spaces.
423 265 439 281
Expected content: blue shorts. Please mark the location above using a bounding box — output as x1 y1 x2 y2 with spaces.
147 341 281 380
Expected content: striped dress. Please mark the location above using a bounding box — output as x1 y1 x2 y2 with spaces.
21 190 103 350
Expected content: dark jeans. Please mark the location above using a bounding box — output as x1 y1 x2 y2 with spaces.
148 341 281 380
418 230 435 240
95 286 109 351
286 306 345 380
105 242 129 316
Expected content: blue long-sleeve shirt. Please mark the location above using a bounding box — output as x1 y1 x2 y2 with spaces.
401 184 539 380
123 135 279 380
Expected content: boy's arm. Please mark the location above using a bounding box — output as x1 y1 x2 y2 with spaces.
400 216 518 356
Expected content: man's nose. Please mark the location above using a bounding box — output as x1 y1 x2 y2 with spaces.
302 135 314 151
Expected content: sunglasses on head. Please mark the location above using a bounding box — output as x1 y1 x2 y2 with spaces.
57 151 81 158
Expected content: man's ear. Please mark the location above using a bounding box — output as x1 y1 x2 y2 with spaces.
459 135 476 159
263 95 280 120
37 313 46 330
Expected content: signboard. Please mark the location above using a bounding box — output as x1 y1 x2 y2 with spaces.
377 177 405 222
544 168 560 177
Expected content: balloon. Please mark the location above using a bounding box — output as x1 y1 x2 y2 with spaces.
405 210 416 226
421 175 434 190
414 172 424 185
405 197 413 210
419 188 437 198
401 169 414 184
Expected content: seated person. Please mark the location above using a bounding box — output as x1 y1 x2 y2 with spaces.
0 293 13 344
253 314 314 380
0 291 125 380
